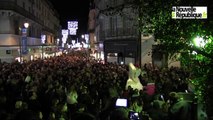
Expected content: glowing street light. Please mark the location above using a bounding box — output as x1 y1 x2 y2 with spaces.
24 22 29 28
193 36 206 47
81 35 85 39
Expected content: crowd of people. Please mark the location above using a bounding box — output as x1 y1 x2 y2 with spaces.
0 50 196 120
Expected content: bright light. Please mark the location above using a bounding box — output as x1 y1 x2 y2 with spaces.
68 21 78 29
81 35 85 38
193 36 206 47
84 44 88 48
57 38 60 44
192 51 197 55
69 28 77 35
41 35 46 44
72 40 76 45
24 22 29 28
85 34 89 43
62 29 69 36
62 38 67 44
68 21 78 35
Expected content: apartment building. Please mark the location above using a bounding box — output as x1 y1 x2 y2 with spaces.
92 0 139 65
0 0 61 63
90 0 171 67
91 0 155 66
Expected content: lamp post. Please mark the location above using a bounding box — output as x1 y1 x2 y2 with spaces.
20 22 29 63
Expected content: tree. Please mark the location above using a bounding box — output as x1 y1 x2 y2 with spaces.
99 0 213 117
136 0 213 117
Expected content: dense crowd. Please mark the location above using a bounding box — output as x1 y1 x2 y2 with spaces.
0 50 195 120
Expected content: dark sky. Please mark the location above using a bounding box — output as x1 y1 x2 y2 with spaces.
49 0 91 34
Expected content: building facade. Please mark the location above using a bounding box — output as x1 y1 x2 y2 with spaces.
91 0 180 67
93 0 140 65
91 0 156 66
0 0 61 63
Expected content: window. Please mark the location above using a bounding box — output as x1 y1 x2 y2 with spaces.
23 2 25 9
6 50 11 54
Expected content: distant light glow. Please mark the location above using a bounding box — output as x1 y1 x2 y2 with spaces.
193 36 205 47
83 44 88 48
81 35 85 38
68 21 78 29
85 34 89 43
41 35 46 44
62 38 67 43
62 29 69 36
99 43 103 48
57 38 60 44
69 28 77 35
192 51 197 55
68 21 78 35
72 40 76 45
24 22 29 28
73 43 81 48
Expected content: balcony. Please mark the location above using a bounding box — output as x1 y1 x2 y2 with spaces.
0 1 43 25
99 27 138 41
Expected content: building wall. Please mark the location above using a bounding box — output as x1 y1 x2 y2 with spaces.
93 0 181 67
95 0 139 40
94 0 140 65
0 0 61 62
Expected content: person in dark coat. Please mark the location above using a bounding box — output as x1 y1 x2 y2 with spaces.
168 92 192 120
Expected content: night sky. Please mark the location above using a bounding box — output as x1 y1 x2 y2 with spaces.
49 0 91 34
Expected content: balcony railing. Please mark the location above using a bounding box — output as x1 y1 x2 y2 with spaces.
0 1 43 26
99 28 139 41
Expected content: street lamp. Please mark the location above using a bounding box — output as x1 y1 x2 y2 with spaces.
193 36 205 48
24 23 29 29
20 22 29 63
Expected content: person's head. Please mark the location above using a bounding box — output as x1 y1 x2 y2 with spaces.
152 101 161 109
162 102 169 112
67 90 78 104
72 112 96 120
130 98 143 113
127 85 132 91
169 92 180 104
15 109 39 120
109 108 129 120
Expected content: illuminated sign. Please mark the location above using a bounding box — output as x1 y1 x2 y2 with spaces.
62 29 69 36
41 35 46 44
85 34 89 43
62 29 69 45
69 28 77 35
68 21 78 29
68 21 78 35
21 36 28 54
172 6 207 19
